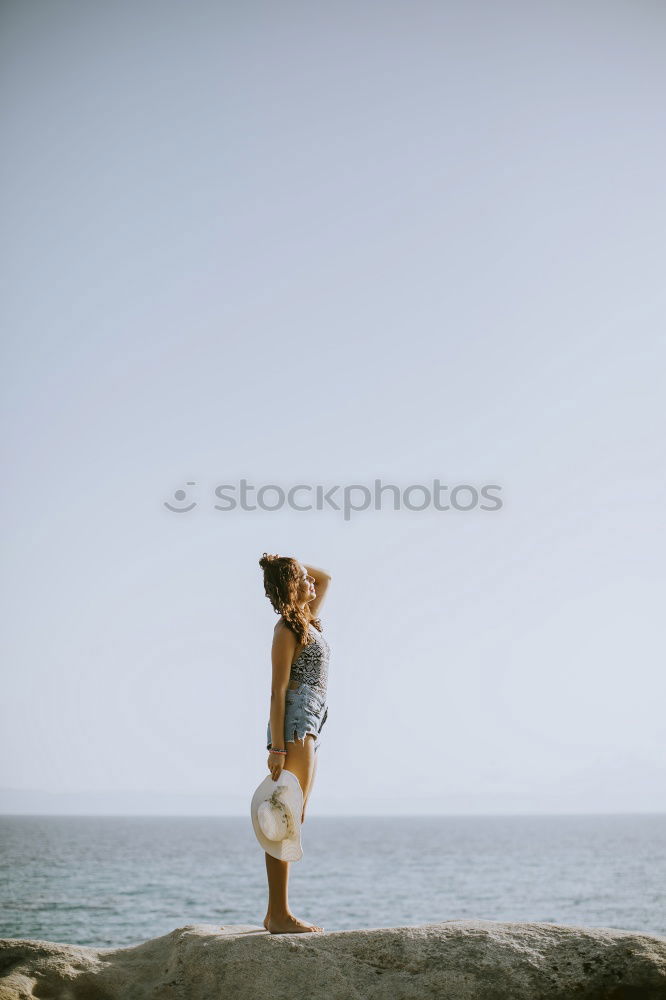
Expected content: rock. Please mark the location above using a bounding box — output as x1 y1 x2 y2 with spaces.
0 920 665 1000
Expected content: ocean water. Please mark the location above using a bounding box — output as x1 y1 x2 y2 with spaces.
0 814 664 948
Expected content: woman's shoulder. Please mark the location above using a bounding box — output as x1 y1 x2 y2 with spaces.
273 618 297 644
274 616 321 652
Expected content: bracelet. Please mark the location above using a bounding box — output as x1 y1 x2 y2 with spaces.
269 748 287 755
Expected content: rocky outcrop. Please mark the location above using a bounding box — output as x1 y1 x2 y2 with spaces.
1 920 665 1000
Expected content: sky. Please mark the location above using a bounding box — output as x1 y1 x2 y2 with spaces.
1 0 665 815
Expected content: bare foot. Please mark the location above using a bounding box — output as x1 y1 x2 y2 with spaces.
267 913 324 934
263 912 270 930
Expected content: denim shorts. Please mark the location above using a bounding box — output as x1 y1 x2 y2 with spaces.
266 683 328 755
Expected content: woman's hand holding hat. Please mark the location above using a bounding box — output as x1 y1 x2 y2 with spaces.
268 749 286 781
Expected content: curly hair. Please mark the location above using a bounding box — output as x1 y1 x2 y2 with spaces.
258 552 321 648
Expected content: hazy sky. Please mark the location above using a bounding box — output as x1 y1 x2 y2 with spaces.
2 0 665 815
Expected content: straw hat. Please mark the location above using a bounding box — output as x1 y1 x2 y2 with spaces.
250 770 304 861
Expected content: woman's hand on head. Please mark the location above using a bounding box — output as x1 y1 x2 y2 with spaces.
268 750 286 780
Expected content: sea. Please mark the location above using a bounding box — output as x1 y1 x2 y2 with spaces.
1 814 664 948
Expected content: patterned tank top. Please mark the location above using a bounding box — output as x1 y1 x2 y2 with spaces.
289 622 330 701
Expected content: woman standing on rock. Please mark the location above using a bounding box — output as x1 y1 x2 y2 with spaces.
258 553 331 934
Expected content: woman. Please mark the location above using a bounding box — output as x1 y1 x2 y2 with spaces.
258 552 331 934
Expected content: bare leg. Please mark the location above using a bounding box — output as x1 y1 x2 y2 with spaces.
301 745 318 823
263 733 323 933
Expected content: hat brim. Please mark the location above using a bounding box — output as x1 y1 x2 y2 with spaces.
250 770 304 861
